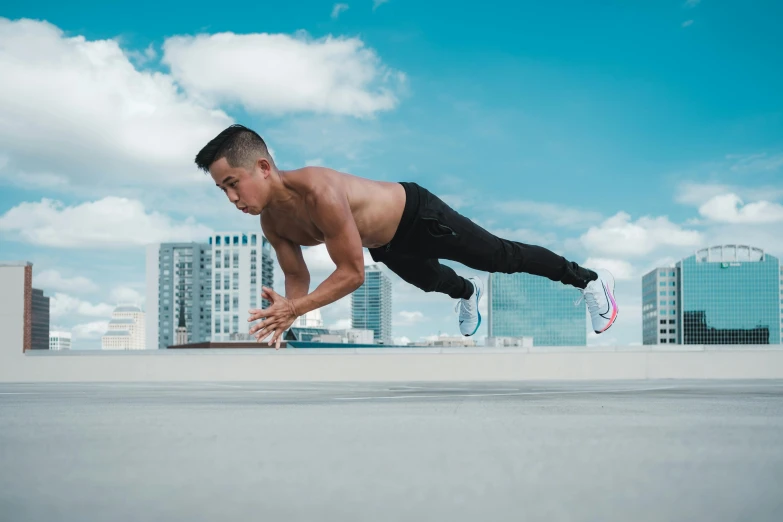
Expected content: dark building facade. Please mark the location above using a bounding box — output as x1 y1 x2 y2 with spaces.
31 288 50 350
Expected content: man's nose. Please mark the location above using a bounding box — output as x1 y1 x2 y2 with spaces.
227 190 239 203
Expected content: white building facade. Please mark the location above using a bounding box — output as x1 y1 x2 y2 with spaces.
210 231 275 342
102 305 146 350
49 331 72 351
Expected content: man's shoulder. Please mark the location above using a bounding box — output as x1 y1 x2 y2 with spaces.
286 166 353 202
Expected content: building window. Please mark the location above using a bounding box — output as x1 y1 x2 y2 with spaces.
660 282 666 287
659 271 666 277
669 329 676 334
660 329 667 334
669 319 675 324
215 259 221 269
224 296 230 312
232 296 239 309
215 318 220 333
661 339 667 344
242 234 248 245
251 235 257 246
216 236 221 245
233 253 239 266
660 291 666 296
215 274 220 290
660 320 666 325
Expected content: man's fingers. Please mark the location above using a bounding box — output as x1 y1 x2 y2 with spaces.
269 329 281 348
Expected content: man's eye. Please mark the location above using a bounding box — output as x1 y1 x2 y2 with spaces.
230 181 238 187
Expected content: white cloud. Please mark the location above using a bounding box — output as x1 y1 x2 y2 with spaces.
110 286 145 306
580 212 703 258
331 3 349 19
127 43 158 66
0 197 212 248
50 293 114 319
34 270 99 294
393 336 410 346
0 18 232 189
300 244 375 274
676 181 783 207
72 321 110 339
684 0 700 7
583 258 635 281
682 20 694 27
496 200 602 229
373 0 390 10
329 318 352 330
396 310 425 325
698 193 783 224
727 152 783 174
162 30 405 118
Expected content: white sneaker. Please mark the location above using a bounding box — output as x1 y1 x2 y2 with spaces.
575 268 618 334
456 277 483 336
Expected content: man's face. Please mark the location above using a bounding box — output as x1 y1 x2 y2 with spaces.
210 157 270 216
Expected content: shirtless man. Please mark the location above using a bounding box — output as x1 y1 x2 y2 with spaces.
195 124 618 349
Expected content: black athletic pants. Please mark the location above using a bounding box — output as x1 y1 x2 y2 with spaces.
368 182 597 300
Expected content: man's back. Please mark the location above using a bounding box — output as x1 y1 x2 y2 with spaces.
261 166 407 250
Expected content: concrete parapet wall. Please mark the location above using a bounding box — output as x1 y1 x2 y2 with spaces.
2 346 783 382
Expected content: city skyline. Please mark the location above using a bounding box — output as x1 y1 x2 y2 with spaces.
1 2 781 348
6 237 783 349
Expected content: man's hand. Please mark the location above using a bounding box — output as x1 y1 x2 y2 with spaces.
247 287 298 350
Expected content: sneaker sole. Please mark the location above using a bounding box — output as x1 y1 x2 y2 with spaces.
466 286 481 336
595 278 618 334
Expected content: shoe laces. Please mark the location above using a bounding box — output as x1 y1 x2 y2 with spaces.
574 282 601 316
455 298 474 316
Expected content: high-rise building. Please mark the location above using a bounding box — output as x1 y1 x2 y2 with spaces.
30 288 50 350
488 272 586 346
102 304 146 350
642 244 782 345
351 264 392 344
642 266 679 345
49 331 72 351
209 231 274 342
292 309 324 328
146 243 213 349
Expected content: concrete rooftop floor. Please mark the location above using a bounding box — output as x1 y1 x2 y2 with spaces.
1 380 782 522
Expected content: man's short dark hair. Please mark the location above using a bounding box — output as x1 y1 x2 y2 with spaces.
194 124 272 173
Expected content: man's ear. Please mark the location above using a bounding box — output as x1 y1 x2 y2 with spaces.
258 157 272 178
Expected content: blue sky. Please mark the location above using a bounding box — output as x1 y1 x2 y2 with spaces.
1 0 782 348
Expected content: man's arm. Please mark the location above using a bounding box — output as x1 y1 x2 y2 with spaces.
261 216 310 300
288 187 365 317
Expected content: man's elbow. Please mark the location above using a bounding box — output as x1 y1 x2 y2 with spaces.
349 268 365 290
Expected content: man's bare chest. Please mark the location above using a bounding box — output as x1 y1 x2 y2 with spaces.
266 213 325 247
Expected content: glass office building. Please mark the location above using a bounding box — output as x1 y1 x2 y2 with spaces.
679 245 780 345
488 272 586 346
642 245 782 345
351 264 392 344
